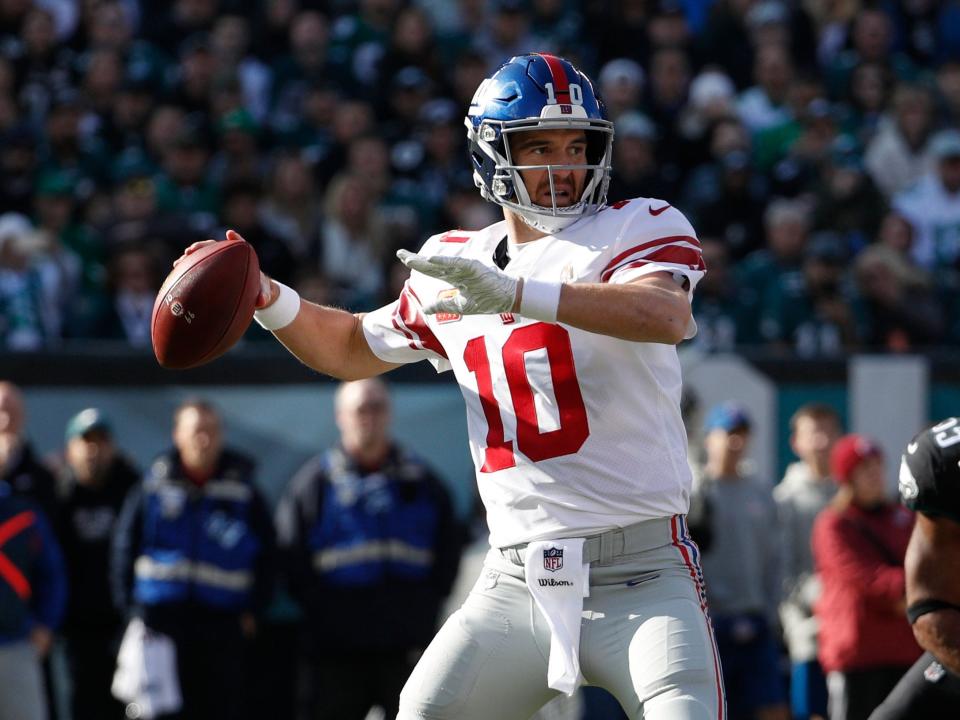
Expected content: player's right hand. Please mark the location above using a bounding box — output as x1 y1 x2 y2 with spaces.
397 249 520 315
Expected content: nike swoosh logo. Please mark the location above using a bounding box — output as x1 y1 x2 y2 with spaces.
626 573 660 587
649 204 671 216
908 442 919 454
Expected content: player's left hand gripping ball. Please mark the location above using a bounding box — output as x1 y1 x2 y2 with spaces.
151 233 260 369
396 249 518 315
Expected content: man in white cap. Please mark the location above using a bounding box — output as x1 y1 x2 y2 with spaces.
597 58 644 120
893 129 960 272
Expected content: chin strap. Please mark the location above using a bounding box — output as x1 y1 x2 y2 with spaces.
907 598 960 624
492 236 510 270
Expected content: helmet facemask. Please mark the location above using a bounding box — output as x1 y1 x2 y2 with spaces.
468 114 614 234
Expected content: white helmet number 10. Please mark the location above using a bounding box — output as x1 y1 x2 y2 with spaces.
544 82 583 105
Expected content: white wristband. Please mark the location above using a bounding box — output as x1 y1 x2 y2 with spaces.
519 278 562 322
254 281 301 331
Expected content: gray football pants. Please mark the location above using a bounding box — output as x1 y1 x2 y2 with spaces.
398 515 726 720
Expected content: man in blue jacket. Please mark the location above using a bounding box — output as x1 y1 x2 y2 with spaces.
0 478 66 720
276 378 462 720
111 399 275 720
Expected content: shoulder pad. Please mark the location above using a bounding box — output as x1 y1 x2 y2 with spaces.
900 417 960 522
599 196 671 218
613 198 696 240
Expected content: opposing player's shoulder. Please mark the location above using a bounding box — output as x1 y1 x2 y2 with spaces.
899 417 960 522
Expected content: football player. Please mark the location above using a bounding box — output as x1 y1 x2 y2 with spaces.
869 418 960 719
179 53 722 719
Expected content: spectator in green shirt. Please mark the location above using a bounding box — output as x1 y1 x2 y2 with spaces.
759 232 859 356
154 123 219 228
737 198 810 345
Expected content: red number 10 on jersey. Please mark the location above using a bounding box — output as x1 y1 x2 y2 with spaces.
463 323 590 472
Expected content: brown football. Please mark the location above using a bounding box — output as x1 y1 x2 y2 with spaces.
151 240 260 369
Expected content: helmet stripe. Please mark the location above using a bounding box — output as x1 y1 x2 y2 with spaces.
537 53 570 102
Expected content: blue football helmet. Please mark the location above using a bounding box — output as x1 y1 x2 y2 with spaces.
466 53 614 234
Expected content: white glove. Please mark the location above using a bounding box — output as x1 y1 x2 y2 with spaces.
397 249 518 315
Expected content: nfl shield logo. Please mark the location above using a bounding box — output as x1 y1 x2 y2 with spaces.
924 661 946 683
543 547 563 572
434 288 462 324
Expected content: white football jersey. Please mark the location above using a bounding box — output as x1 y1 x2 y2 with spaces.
363 198 706 547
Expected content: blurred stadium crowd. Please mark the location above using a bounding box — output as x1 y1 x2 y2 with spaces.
2 2 958 719
0 0 959 355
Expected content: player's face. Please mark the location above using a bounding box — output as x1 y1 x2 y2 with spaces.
510 129 588 208
66 430 115 484
793 416 840 467
336 381 391 453
705 426 750 464
173 407 223 472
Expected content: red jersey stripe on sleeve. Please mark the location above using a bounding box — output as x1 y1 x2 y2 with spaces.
395 284 449 359
603 247 706 282
601 238 702 282
605 257 706 281
600 235 700 280
643 245 704 268
440 232 470 243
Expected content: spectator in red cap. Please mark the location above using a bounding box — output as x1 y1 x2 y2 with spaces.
811 434 920 720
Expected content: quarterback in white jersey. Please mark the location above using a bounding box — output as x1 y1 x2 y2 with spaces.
179 53 724 720
363 199 703 548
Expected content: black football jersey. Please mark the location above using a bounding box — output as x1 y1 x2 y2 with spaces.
900 417 960 524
